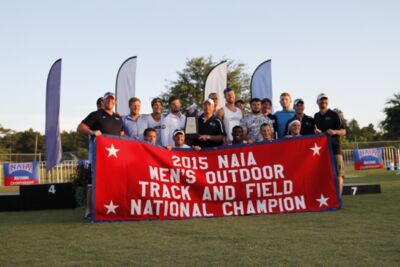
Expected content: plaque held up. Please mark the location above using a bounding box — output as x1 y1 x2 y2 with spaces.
184 116 199 139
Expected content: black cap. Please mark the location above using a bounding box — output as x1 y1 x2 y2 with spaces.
96 97 103 106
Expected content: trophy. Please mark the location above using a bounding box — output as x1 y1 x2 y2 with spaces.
184 115 199 139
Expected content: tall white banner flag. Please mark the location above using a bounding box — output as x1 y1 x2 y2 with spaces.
204 61 227 109
116 56 137 116
250 60 272 101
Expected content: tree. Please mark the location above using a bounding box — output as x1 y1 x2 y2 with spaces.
0 124 14 155
381 93 400 140
333 108 348 129
159 56 250 111
60 131 89 159
346 119 361 142
0 126 89 160
360 124 377 141
13 129 44 154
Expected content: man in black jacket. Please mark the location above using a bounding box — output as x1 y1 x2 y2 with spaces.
285 98 315 136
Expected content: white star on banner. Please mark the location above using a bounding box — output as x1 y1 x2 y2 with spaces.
310 143 321 156
106 144 119 158
316 194 329 207
104 200 119 214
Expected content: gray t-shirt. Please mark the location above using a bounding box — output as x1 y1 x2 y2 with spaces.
240 113 274 142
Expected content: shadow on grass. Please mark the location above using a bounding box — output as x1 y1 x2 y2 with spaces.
0 208 86 225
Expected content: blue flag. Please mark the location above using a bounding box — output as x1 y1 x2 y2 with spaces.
45 59 62 171
250 60 272 100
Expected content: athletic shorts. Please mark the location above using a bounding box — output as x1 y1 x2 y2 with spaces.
335 154 345 177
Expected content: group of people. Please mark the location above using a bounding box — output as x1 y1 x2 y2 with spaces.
77 88 347 217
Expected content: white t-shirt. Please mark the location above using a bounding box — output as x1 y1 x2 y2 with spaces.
161 113 186 147
222 105 243 142
174 144 191 149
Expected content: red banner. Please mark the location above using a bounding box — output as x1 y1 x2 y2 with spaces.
93 135 341 222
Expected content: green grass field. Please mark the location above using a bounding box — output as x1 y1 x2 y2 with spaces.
1 169 399 266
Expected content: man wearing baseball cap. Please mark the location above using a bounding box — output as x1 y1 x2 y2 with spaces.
77 91 124 218
172 129 191 148
208 92 220 113
314 93 346 193
165 129 201 151
193 98 225 148
284 98 315 136
78 92 124 137
284 119 302 138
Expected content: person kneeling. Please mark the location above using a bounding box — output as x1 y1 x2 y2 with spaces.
284 120 301 138
260 123 274 142
231 126 247 145
168 129 201 151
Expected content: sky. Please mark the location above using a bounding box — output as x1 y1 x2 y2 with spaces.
0 0 399 133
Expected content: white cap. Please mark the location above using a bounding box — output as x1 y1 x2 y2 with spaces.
203 98 214 105
186 103 197 111
288 120 301 128
316 93 328 103
173 129 185 137
103 92 115 100
294 98 304 105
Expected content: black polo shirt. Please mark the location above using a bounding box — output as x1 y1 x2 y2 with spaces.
266 113 277 131
194 114 225 148
314 109 344 155
82 109 123 136
285 114 315 136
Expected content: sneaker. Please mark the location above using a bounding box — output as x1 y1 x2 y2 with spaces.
84 211 91 220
